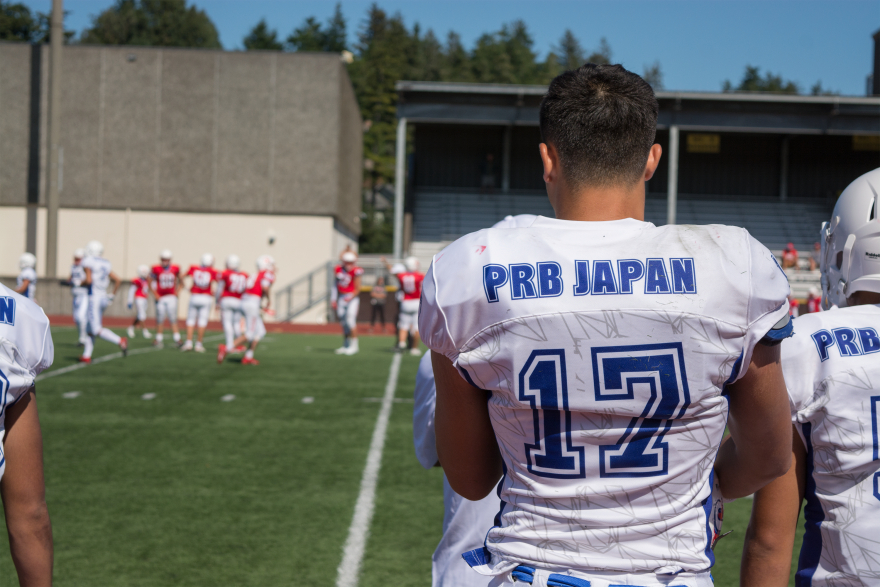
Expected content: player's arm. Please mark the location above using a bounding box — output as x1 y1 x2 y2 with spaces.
740 425 806 587
127 283 136 308
174 273 181 296
82 267 92 287
0 391 53 587
14 280 31 295
351 274 362 301
715 342 792 499
432 351 503 500
108 270 122 296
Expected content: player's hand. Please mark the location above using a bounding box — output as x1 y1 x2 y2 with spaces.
127 303 132 310
331 301 337 310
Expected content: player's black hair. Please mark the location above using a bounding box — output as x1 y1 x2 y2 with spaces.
539 63 658 188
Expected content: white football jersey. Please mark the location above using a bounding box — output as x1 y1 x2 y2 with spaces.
0 283 54 481
70 263 88 296
82 256 113 296
419 216 790 576
17 267 37 299
781 304 880 587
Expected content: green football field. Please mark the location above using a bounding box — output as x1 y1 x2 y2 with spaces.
1 327 803 586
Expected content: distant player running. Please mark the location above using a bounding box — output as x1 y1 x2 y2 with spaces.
233 255 275 365
69 248 89 345
420 64 794 586
127 265 153 340
332 251 363 355
151 250 181 348
216 255 248 364
385 256 425 355
80 241 127 363
0 280 55 585
742 168 880 587
181 254 217 353
15 253 37 300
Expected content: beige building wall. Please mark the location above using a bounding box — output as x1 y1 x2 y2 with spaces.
0 206 46 276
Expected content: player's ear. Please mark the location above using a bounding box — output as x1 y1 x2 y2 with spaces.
539 143 557 185
643 144 662 181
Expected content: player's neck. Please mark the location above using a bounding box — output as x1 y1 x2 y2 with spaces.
550 181 646 222
846 291 880 306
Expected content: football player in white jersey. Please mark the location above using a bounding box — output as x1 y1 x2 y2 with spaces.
420 64 794 586
80 240 127 363
69 249 89 345
742 168 880 587
0 281 55 584
15 253 37 300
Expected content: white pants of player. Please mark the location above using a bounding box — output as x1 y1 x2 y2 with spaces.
134 297 148 321
156 294 178 325
83 294 121 358
186 294 213 328
241 294 266 342
488 569 714 587
220 297 243 348
337 295 360 336
72 292 88 341
398 298 420 333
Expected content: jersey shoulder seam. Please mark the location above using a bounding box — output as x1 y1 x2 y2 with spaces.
432 256 458 353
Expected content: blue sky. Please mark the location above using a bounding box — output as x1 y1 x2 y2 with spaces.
21 0 880 95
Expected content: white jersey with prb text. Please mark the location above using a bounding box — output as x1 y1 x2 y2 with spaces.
17 267 36 299
419 216 791 577
0 284 54 481
82 256 113 296
781 304 880 587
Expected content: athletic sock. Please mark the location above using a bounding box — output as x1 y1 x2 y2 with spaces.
156 333 164 343
143 329 151 337
350 338 359 352
99 328 122 345
245 349 254 359
83 336 95 359
172 332 181 343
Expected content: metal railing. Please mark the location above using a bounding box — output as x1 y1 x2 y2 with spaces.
275 261 335 322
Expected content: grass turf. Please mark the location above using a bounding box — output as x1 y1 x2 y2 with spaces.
1 327 803 586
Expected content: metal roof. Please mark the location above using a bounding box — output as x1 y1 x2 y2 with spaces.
396 81 880 135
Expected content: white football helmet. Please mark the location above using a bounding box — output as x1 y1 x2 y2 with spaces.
74 248 85 260
257 255 275 271
226 255 240 270
820 167 880 309
19 252 36 269
137 264 150 278
404 256 419 272
86 240 104 258
341 251 357 263
201 253 214 267
160 249 172 260
389 263 405 275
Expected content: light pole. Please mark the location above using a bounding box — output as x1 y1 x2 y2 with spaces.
45 0 63 277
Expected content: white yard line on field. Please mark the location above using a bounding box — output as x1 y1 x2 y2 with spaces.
335 352 403 587
36 334 226 382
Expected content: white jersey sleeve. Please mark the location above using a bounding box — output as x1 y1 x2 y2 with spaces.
413 351 439 470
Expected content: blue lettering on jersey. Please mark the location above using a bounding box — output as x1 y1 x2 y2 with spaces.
812 327 880 361
618 260 645 294
483 264 508 303
0 297 15 325
510 264 538 299
573 260 590 296
645 258 671 294
671 258 697 294
592 260 618 295
536 262 563 298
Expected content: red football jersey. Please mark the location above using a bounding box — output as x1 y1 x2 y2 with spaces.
131 277 150 299
335 265 364 295
219 270 249 299
396 271 424 301
187 266 217 295
245 269 275 297
151 264 180 296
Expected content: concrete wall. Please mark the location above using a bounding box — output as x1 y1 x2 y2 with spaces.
0 43 362 234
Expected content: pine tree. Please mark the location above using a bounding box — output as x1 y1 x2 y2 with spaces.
243 19 282 51
80 0 220 48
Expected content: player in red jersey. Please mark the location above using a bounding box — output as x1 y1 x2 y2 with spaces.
127 265 153 339
215 255 249 363
151 249 181 348
390 256 425 355
181 253 217 353
233 255 276 365
332 251 364 355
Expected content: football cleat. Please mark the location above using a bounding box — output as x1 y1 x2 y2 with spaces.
232 345 247 354
241 357 260 365
217 344 227 364
180 340 193 352
335 346 349 355
127 326 135 338
409 347 422 356
78 356 92 364
153 339 163 348
194 342 205 353
142 329 152 339
120 337 128 357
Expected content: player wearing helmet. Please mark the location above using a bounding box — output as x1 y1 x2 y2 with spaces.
216 255 248 363
80 240 127 363
69 249 89 345
383 256 425 355
15 253 37 300
332 251 363 355
232 255 275 365
181 254 217 352
127 265 153 339
151 250 181 348
0 280 55 585
742 168 880 587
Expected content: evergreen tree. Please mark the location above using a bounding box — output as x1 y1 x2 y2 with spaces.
287 3 347 52
643 61 664 90
441 31 471 82
80 0 220 48
553 29 585 72
0 0 73 43
586 36 612 65
723 65 799 94
243 19 282 51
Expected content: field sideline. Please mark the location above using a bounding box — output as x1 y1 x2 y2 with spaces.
1 327 803 586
